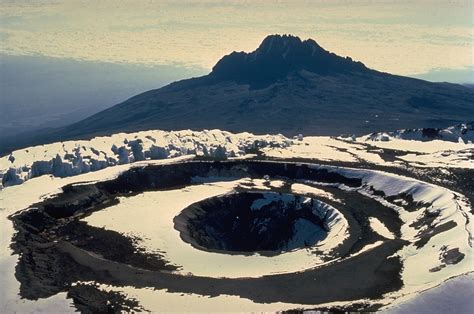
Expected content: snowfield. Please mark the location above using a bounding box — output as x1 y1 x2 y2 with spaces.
0 128 473 312
84 179 349 278
1 128 473 188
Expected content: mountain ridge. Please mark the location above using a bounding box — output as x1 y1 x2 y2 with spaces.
0 34 473 156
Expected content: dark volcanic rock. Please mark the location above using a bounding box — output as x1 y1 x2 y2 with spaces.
211 34 367 88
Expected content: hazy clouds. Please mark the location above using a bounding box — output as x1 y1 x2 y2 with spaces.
0 54 205 137
1 0 472 77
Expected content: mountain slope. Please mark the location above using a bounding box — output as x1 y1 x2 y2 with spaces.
1 34 473 155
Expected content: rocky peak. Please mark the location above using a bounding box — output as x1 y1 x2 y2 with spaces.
254 34 324 59
210 34 367 88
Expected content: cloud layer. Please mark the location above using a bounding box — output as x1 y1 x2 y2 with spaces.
1 0 472 75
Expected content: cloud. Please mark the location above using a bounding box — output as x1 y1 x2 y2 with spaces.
0 0 472 76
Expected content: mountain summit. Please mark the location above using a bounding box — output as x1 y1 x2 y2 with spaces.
1 34 473 155
211 34 367 88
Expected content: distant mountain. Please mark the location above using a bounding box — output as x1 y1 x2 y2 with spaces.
210 35 368 88
1 34 473 156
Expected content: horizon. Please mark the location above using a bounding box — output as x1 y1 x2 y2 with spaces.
1 0 473 83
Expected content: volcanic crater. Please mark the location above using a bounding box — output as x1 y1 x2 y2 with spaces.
6 159 471 312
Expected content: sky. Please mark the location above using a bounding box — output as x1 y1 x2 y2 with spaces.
1 0 473 78
0 54 203 137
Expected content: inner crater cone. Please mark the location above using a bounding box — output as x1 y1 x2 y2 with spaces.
174 191 335 255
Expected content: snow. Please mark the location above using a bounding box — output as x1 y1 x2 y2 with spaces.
291 183 342 203
355 241 384 255
83 178 349 278
0 157 191 313
353 124 474 169
0 161 156 257
0 129 292 188
285 218 326 250
267 135 473 169
0 127 472 311
398 148 474 168
77 282 313 312
2 127 472 190
303 163 473 304
369 217 395 239
358 138 470 154
384 273 474 313
364 123 474 143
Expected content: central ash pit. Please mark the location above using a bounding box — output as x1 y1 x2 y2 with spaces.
175 191 336 255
